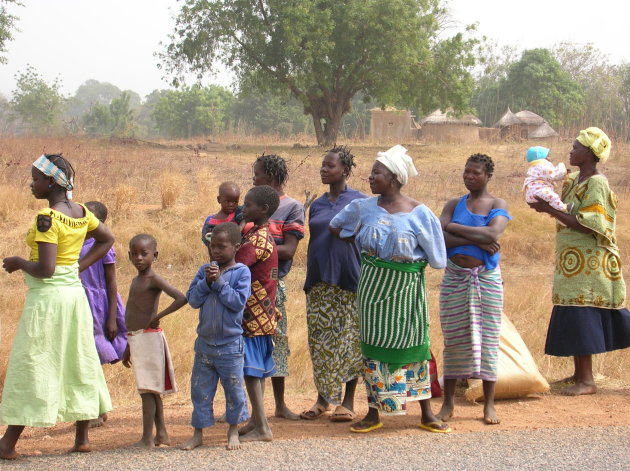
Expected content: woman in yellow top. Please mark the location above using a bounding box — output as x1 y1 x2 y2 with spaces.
0 154 115 460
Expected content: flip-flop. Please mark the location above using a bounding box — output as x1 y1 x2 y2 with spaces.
330 405 355 423
350 422 383 433
300 403 329 420
418 421 452 434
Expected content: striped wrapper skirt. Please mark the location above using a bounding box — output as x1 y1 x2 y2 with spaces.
439 260 503 382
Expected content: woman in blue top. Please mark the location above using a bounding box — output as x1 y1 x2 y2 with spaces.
437 153 511 425
330 145 450 434
301 146 367 422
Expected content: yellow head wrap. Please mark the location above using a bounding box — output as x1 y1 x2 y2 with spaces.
576 127 611 163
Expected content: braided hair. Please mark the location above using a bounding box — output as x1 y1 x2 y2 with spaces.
45 154 75 182
466 153 494 177
327 145 356 177
255 154 289 185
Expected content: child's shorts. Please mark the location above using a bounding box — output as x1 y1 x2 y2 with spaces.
243 335 276 378
127 328 177 395
191 337 249 428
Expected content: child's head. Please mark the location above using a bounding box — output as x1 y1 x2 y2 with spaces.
209 222 241 266
243 185 280 225
129 233 158 272
252 153 288 187
86 201 108 223
526 146 550 163
217 181 240 215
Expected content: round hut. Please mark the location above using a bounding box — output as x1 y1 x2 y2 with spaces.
530 121 559 142
420 109 481 143
493 107 522 139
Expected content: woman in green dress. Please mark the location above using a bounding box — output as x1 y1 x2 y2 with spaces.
529 127 630 396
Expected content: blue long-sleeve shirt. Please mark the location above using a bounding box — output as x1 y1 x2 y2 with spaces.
187 262 251 347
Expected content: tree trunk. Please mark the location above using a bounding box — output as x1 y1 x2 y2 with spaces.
309 107 345 146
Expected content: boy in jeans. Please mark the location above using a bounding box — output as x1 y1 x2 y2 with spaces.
181 222 251 451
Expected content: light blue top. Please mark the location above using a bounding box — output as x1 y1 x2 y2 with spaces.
446 195 512 270
329 197 446 268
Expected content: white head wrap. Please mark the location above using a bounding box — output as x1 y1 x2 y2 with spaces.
375 145 418 186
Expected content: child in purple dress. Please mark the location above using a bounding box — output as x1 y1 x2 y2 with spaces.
79 201 128 366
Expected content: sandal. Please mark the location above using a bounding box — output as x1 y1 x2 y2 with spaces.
331 405 355 423
350 421 383 433
300 403 329 420
418 421 452 434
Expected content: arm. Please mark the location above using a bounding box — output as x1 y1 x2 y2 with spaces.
445 199 510 244
277 233 300 260
149 274 187 325
328 226 355 242
79 223 114 272
211 267 251 312
103 263 119 340
439 199 472 249
186 266 211 308
529 198 593 234
3 242 58 278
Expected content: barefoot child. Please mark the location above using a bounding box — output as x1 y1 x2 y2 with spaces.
182 222 251 451
79 201 128 427
236 186 281 442
201 182 241 246
122 234 187 448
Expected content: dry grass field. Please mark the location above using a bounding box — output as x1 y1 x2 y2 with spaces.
1 135 629 410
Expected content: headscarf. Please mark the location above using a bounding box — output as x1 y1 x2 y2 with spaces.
32 155 74 199
576 127 611 163
375 145 418 186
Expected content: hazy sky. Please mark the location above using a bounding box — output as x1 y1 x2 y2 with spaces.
1 0 628 100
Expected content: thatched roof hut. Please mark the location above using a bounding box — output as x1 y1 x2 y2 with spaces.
419 109 481 143
493 107 520 128
530 121 559 140
514 110 545 126
493 108 548 139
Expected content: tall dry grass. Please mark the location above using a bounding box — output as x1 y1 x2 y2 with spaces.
0 136 629 408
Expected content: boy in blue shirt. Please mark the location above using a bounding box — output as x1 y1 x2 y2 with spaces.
181 222 251 451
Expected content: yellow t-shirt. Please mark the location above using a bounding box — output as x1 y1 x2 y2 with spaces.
26 204 100 266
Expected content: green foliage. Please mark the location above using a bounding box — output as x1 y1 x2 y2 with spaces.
152 85 234 139
160 0 477 145
0 0 20 64
473 48 585 128
10 65 65 133
82 91 135 136
66 79 123 119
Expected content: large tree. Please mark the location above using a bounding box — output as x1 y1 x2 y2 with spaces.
0 0 20 64
159 0 477 145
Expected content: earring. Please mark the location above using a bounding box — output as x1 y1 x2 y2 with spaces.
48 184 53 188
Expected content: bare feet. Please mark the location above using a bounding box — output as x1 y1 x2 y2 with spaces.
89 416 105 428
131 438 154 449
180 429 203 451
553 375 576 385
436 403 454 422
68 441 91 453
0 446 19 460
560 382 597 396
483 404 501 425
239 428 273 443
274 405 300 421
154 432 171 447
238 419 256 436
226 425 241 450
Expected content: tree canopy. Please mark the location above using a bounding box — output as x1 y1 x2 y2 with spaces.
160 0 477 145
0 0 20 64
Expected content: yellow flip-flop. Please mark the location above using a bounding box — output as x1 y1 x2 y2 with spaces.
418 421 452 434
350 422 383 433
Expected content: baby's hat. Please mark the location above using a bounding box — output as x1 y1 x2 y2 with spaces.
526 146 549 162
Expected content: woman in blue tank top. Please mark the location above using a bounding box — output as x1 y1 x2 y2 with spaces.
436 154 511 426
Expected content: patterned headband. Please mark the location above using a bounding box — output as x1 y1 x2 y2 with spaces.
32 155 74 199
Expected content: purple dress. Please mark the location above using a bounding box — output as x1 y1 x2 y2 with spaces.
79 238 127 364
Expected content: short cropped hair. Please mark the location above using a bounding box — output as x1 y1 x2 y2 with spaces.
85 201 108 222
467 153 495 177
212 222 242 245
129 233 157 250
246 185 280 216
218 181 240 195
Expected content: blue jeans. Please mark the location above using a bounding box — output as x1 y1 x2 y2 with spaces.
191 337 249 428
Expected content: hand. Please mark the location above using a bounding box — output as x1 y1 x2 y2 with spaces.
479 241 501 255
122 346 131 368
528 196 553 214
3 256 24 273
105 316 118 341
146 314 160 329
205 263 219 283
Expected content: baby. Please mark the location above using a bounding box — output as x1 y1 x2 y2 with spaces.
523 146 568 212
201 182 241 246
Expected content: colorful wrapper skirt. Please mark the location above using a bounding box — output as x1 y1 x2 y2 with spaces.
272 278 290 377
306 282 362 405
0 265 112 426
439 260 503 381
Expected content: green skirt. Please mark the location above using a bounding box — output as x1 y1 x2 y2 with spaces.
0 265 112 426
